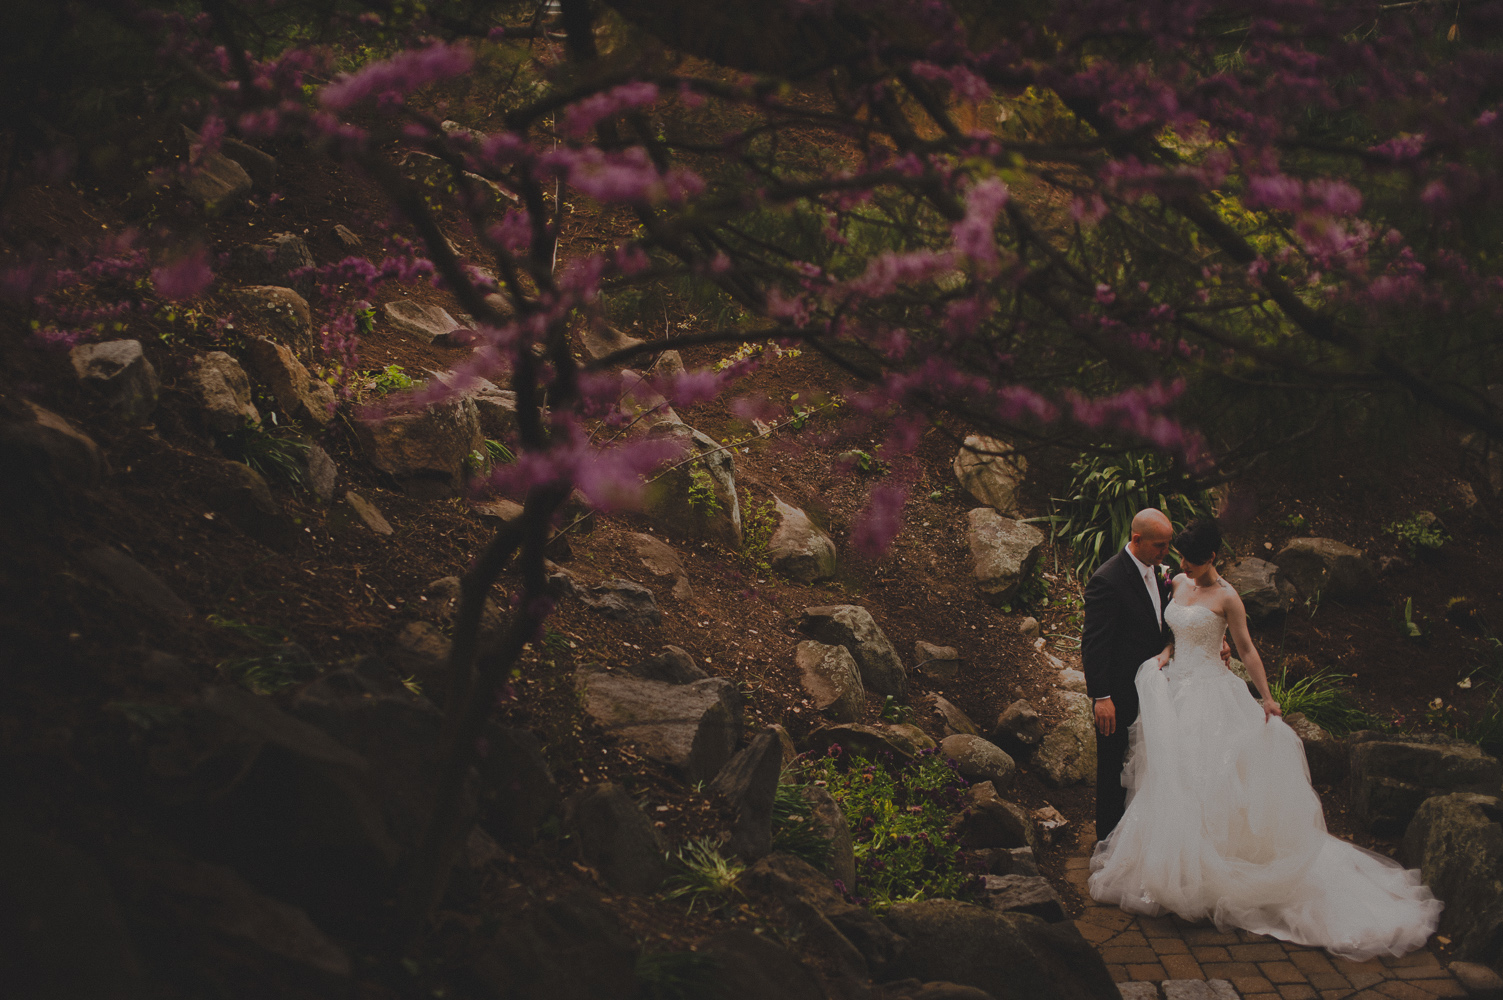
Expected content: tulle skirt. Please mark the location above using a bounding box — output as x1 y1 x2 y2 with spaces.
1088 654 1442 961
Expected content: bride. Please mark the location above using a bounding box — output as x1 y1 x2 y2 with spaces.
1088 518 1442 961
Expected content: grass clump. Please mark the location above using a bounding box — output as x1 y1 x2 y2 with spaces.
661 838 744 915
1271 666 1382 736
769 780 833 871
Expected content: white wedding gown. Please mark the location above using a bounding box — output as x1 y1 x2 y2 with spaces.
1088 599 1442 961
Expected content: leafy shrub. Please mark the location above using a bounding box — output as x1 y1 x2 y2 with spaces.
1045 450 1214 578
999 562 1050 614
740 496 778 571
1386 512 1448 559
370 363 415 395
769 781 834 870
224 420 309 486
661 838 744 914
1270 666 1381 736
799 748 979 909
687 466 722 515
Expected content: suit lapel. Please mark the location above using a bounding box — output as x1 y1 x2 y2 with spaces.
1116 551 1160 631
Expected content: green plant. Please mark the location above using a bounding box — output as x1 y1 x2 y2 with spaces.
1278 513 1307 531
370 363 415 395
879 695 914 724
841 449 887 474
687 466 722 516
740 496 778 570
1270 666 1381 736
224 421 310 486
1398 597 1425 641
1386 512 1448 559
661 838 744 914
769 780 834 870
636 951 723 1000
1463 697 1503 758
207 613 288 644
800 749 979 909
355 304 377 336
218 646 313 695
999 562 1050 614
1044 450 1215 578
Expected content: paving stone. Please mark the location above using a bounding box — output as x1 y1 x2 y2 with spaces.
1117 984 1159 1000
1152 938 1191 955
1185 930 1242 947
1075 919 1117 944
1290 953 1339 976
1234 944 1292 962
1126 963 1168 981
1353 991 1392 1000
1065 855 1090 870
1233 977 1276 994
1261 961 1308 984
1247 995 1283 1000
1395 967 1453 980
1202 962 1261 979
1192 948 1232 963
1104 947 1161 964
1411 980 1466 998
1239 930 1277 943
1083 909 1136 931
1113 931 1151 948
1322 991 1357 1000
1375 982 1433 1000
1385 954 1441 970
1276 986 1316 1000
1306 972 1352 990
1108 965 1129 983
1139 915 1179 937
1160 955 1204 980
1162 982 1237 1000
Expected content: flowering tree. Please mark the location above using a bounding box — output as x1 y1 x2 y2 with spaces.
8 0 1503 932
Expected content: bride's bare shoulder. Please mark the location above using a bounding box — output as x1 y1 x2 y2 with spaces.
1216 578 1245 615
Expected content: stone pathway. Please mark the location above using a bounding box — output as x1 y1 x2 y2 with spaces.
1063 853 1468 1000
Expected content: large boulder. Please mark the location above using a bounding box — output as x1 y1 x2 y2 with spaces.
952 781 1039 851
476 726 560 846
927 694 980 737
180 126 252 211
981 874 1066 923
630 533 693 602
1222 557 1295 623
618 369 681 430
797 641 866 723
966 509 1045 606
698 929 825 1000
200 458 299 550
79 546 193 621
941 734 1016 791
914 641 962 683
626 645 707 684
227 233 315 297
1350 736 1503 835
1283 712 1347 786
767 497 838 583
800 784 857 891
808 723 919 763
991 701 1045 755
243 338 336 426
188 351 260 432
354 397 484 499
221 136 276 191
576 578 662 626
383 300 469 346
711 731 784 861
70 340 159 421
953 436 1027 515
0 400 105 497
881 899 1119 1000
560 783 667 894
465 886 640 1000
798 605 907 698
1402 792 1503 964
576 668 742 782
229 286 313 353
641 424 742 547
1034 692 1096 788
1274 537 1379 602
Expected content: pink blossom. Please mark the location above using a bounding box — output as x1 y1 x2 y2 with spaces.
1095 283 1116 305
659 369 724 407
952 177 1009 265
910 62 990 103
844 250 952 298
561 82 659 140
849 483 909 558
320 41 474 111
151 246 214 299
1245 174 1304 212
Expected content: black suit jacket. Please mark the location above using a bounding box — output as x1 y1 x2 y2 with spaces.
1081 548 1172 722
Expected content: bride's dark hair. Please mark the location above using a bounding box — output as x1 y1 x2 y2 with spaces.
1175 517 1222 564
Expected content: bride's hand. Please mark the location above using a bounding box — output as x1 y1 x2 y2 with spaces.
1263 697 1282 722
1155 652 1171 670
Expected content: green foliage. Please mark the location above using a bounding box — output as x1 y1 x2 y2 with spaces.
1046 451 1216 578
799 750 978 908
218 646 313 695
636 951 723 1000
1278 513 1307 532
740 496 778 571
225 421 310 486
1270 666 1381 736
661 839 744 914
207 613 287 645
370 364 415 396
998 562 1050 614
1386 512 1448 559
769 781 834 871
355 305 377 336
1398 597 1425 641
840 449 887 475
879 695 914 724
687 466 722 515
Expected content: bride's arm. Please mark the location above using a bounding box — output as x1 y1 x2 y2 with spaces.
1224 586 1282 720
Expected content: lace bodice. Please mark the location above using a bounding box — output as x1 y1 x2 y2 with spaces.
1164 600 1227 665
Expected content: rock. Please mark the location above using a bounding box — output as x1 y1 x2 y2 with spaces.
383 299 469 346
306 444 336 501
332 224 362 248
1222 557 1295 622
112 839 350 996
797 641 866 724
768 497 838 583
915 641 962 682
981 874 1066 922
423 575 505 635
970 847 1040 878
1056 668 1088 694
227 233 315 297
202 458 298 549
1283 712 1347 785
1462 429 1503 498
628 645 707 684
927 694 981 737
465 887 639 1000
1031 806 1070 847
0 400 105 496
560 783 667 894
399 150 515 211
472 388 518 440
577 669 742 782
1162 985 1238 1000
577 578 662 626
798 605 907 698
770 723 799 770
388 622 452 703
180 126 252 211
1034 692 1096 788
698 929 826 1000
580 323 643 360
343 490 393 535
942 735 1016 789
992 701 1045 752
711 730 784 861
1350 737 1503 835
883 723 939 755
652 350 686 377
1450 960 1503 999
801 784 858 891
952 781 1039 851
953 436 1028 515
70 340 159 421
354 396 484 498
967 510 1045 606
139 650 197 690
1402 793 1503 964
881 899 1120 1000
221 136 276 190
0 828 146 1000
1018 617 1040 638
878 982 998 1000
638 423 743 547
618 368 681 430
79 546 193 620
810 723 919 763
630 532 693 601
242 338 336 426
1274 537 1379 602
229 286 314 353
476 726 560 847
188 351 259 432
744 852 907 978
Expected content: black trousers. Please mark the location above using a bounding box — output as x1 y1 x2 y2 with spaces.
1094 720 1132 840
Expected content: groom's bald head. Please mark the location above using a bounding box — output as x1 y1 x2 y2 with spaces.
1129 508 1173 563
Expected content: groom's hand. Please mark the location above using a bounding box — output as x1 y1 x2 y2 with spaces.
1094 696 1116 736
1220 638 1232 667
